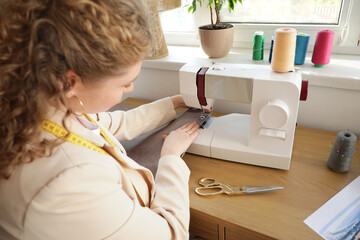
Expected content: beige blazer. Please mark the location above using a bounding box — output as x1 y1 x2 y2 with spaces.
0 97 190 240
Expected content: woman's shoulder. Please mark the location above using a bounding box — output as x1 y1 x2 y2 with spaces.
9 141 121 204
25 141 121 187
0 142 123 238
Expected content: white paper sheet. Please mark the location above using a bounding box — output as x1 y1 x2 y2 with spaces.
304 175 360 240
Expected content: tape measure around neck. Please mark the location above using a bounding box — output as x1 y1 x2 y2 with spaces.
41 120 110 156
84 114 115 147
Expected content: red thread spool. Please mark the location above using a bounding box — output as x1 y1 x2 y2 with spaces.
311 30 334 68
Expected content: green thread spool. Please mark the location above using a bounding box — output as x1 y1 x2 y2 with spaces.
252 31 264 62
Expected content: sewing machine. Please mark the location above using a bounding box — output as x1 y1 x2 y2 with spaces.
179 63 308 170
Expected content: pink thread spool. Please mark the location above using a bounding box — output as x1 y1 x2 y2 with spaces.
311 30 334 68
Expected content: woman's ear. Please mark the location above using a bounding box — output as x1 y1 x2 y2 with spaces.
65 70 83 98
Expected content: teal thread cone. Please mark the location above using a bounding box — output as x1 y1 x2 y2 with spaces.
295 33 310 65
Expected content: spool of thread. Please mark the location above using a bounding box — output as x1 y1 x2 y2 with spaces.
327 131 358 172
252 31 264 62
295 33 310 65
271 28 297 73
311 30 334 68
268 34 275 63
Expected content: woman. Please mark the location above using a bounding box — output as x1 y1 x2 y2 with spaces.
0 0 198 239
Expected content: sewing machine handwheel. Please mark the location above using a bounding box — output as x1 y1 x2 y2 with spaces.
259 99 289 129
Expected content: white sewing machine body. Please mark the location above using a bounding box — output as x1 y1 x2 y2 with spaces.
179 63 304 170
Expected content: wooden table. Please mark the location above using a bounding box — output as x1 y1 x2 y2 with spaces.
120 98 360 240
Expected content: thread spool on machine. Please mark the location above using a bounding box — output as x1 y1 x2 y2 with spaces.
271 28 297 73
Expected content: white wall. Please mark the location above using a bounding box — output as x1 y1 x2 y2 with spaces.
124 66 360 137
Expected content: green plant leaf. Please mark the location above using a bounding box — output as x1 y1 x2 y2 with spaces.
217 0 223 11
192 0 197 12
188 5 193 13
186 0 245 20
228 0 235 11
208 0 213 8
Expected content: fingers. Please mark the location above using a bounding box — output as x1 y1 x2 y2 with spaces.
178 121 199 132
161 122 199 142
186 122 199 137
178 122 192 131
179 122 199 141
188 127 199 140
160 122 199 157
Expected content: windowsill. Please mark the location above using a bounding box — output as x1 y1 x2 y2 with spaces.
143 45 360 91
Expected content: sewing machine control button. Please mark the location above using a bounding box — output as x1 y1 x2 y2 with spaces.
259 99 289 129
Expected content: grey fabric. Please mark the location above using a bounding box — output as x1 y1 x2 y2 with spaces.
110 103 210 176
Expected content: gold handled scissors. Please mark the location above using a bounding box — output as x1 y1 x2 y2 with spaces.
195 177 284 196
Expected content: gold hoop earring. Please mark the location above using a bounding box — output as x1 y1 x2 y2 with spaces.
72 96 85 116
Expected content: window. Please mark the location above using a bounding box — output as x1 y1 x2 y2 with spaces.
159 0 360 54
221 0 343 25
160 2 194 32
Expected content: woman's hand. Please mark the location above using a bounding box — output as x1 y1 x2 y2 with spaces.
171 94 213 113
160 122 199 158
171 95 187 109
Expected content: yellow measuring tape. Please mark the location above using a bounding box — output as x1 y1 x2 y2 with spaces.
41 115 147 207
84 114 116 147
41 120 110 156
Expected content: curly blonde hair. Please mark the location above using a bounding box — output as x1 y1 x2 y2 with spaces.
0 0 151 179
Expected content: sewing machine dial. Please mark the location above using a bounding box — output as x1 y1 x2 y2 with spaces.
259 99 289 129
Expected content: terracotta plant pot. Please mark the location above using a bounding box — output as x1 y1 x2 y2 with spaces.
198 23 234 58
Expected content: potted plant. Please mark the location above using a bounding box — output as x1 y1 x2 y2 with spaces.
187 0 243 58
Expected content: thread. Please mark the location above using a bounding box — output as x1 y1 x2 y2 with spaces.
295 33 310 65
271 28 297 73
252 31 264 62
327 131 358 172
311 30 334 68
269 34 274 63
